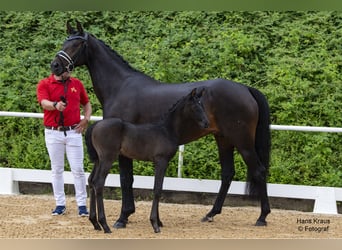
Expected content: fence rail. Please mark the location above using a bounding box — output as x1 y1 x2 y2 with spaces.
1 111 342 132
0 167 341 215
1 111 342 215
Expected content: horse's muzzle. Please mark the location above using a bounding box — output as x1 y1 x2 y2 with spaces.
50 60 64 76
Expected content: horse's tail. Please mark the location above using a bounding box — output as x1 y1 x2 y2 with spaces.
85 121 99 163
247 86 271 196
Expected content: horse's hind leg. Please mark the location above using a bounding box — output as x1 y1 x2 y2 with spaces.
238 147 270 226
88 166 102 231
202 136 235 222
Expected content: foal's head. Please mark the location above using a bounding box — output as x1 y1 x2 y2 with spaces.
172 87 209 129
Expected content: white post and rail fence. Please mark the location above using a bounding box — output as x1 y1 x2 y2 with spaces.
1 111 342 215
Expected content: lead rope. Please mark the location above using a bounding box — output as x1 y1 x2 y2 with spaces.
58 79 68 136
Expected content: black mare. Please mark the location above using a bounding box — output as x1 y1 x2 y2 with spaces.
86 88 209 233
51 21 271 230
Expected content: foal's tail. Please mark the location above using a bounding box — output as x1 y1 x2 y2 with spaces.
85 121 100 163
247 87 271 196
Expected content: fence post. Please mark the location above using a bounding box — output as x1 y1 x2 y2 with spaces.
313 187 337 214
177 145 185 178
0 168 19 195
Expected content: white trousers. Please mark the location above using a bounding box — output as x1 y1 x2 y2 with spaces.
45 129 87 207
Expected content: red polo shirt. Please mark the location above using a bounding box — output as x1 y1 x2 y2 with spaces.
37 74 89 127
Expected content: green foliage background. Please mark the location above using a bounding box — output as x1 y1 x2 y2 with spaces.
0 11 341 187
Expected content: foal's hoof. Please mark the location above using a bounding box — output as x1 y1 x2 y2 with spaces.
151 220 162 233
255 220 267 226
158 220 163 227
201 216 214 223
90 220 102 231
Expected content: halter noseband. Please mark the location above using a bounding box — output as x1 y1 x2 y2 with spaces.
56 33 88 73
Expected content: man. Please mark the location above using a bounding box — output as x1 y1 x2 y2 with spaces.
36 70 92 216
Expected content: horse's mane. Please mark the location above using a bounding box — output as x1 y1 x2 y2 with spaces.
88 33 141 73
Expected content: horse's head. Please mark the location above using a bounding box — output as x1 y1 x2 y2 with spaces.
50 21 88 76
186 87 210 129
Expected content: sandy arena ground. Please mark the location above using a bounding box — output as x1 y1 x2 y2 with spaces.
0 194 341 239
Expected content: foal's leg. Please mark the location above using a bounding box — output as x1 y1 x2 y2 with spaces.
238 146 270 226
88 165 102 231
94 160 113 233
150 158 168 233
114 155 135 229
202 136 235 222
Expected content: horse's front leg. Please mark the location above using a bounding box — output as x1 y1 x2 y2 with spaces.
150 158 168 233
114 155 135 229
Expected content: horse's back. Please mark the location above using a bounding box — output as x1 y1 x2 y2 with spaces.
104 77 259 142
203 79 260 139
157 79 260 140
204 79 259 117
165 78 258 115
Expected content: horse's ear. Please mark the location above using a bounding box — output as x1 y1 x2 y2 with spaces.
76 20 84 34
198 87 206 97
190 88 197 98
66 20 75 35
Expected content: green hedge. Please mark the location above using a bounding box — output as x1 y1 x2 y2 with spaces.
0 11 341 187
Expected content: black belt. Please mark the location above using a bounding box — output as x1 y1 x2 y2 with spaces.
45 125 77 131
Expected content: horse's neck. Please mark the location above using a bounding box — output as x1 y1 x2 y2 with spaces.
86 53 128 98
86 61 123 105
86 38 148 105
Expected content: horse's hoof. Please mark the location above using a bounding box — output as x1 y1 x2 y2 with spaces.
255 220 267 226
153 227 161 233
113 221 127 229
201 216 214 223
104 229 112 234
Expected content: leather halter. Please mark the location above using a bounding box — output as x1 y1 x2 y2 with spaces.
56 33 88 73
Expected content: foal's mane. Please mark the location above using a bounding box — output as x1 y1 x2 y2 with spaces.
157 93 190 124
